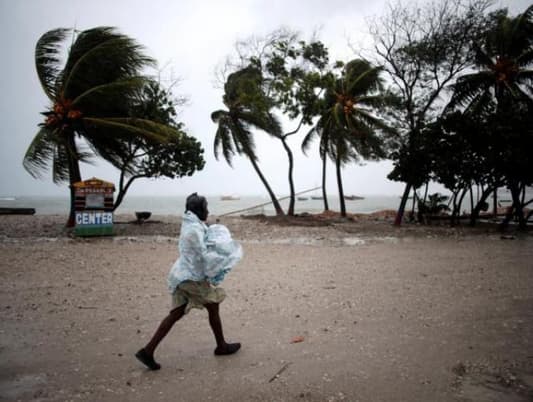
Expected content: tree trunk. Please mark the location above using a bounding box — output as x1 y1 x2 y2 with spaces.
113 175 143 211
510 183 526 230
66 134 81 228
335 156 346 217
321 154 329 211
281 138 296 216
469 186 493 226
469 185 474 216
248 157 284 216
492 187 498 218
394 183 412 226
451 187 468 226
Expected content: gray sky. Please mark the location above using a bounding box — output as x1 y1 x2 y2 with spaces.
0 0 529 197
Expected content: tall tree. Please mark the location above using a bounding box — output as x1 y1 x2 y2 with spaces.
219 29 330 215
24 27 180 226
306 59 392 217
211 66 285 215
368 0 491 225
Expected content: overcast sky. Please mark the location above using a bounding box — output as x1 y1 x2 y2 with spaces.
0 0 529 197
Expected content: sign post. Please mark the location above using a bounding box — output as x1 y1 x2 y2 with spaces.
73 178 115 237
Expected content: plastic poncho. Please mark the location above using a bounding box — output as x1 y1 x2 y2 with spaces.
167 211 242 292
204 224 243 285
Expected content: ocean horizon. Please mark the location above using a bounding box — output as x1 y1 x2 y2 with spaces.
1 188 526 217
0 194 406 217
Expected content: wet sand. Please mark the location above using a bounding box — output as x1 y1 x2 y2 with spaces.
1 214 532 401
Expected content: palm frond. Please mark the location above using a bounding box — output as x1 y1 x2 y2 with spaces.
23 127 59 179
448 72 494 109
63 27 154 99
82 117 179 143
35 28 71 100
71 76 148 114
517 48 533 68
211 110 226 123
346 65 382 96
355 109 395 135
301 125 319 155
229 117 257 160
237 110 282 137
51 143 71 183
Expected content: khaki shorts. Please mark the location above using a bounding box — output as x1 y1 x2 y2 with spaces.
171 280 226 314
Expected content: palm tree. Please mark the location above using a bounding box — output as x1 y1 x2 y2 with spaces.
211 67 285 215
306 59 391 217
448 5 533 228
24 27 179 226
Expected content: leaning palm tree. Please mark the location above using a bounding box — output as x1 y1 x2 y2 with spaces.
306 59 392 217
24 27 179 226
211 66 285 215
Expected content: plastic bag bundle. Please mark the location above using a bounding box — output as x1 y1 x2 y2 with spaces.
204 224 243 285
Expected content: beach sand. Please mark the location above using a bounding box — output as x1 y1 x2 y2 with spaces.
1 213 532 401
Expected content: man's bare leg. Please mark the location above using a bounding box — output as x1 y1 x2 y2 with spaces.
205 302 241 355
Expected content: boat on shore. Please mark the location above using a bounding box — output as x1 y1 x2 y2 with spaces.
220 195 240 201
0 207 36 215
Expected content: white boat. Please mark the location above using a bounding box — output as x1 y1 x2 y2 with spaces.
220 195 240 201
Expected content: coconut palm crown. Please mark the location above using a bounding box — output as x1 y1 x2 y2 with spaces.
448 5 533 113
24 27 180 226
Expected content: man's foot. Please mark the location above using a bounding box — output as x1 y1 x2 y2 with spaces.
135 348 161 370
214 342 241 356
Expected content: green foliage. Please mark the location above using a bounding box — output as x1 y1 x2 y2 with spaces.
114 80 205 197
448 5 533 113
25 26 186 225
370 0 492 224
304 58 393 216
24 27 179 184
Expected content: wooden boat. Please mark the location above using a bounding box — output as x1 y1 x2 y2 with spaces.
135 211 152 222
345 195 365 200
0 207 36 215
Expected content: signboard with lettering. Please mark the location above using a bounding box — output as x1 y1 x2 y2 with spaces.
73 177 115 236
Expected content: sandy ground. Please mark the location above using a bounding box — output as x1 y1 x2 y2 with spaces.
1 214 532 402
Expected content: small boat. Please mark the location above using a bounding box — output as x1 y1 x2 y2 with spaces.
0 207 36 215
311 195 323 200
297 196 309 201
220 195 240 201
135 211 152 222
345 195 365 200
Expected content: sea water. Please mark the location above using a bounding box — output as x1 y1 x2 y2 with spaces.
0 194 403 216
2 190 528 217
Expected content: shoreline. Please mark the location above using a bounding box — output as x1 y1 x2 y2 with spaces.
1 211 526 243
